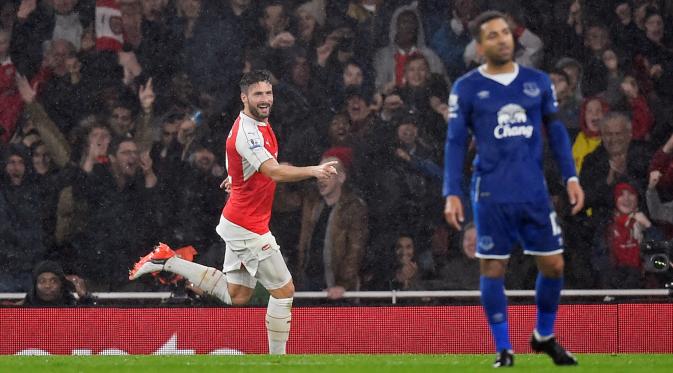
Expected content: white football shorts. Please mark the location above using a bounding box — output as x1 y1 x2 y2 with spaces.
216 217 292 290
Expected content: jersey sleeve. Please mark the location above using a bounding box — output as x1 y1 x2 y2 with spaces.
235 122 274 171
443 80 471 197
541 73 577 183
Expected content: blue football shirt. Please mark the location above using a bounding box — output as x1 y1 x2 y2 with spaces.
443 64 576 203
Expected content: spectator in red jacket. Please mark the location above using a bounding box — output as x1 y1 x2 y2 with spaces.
0 29 22 143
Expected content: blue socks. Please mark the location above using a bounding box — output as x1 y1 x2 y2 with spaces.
480 276 512 351
481 273 563 352
535 273 563 338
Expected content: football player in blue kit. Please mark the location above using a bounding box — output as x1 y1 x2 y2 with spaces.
443 11 584 367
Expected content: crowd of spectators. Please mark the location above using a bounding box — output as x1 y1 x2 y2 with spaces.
2 0 673 299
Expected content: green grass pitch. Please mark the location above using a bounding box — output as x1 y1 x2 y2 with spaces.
0 354 671 372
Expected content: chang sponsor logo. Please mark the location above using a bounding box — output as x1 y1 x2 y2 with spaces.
494 104 533 139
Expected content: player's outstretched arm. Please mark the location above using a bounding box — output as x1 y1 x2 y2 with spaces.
259 158 338 183
444 195 464 231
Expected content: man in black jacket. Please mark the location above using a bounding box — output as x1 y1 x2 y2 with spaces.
72 136 160 291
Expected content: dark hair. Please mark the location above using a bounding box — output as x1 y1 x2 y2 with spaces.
643 6 662 29
469 10 507 41
392 112 419 128
107 135 135 156
240 70 273 93
161 111 189 126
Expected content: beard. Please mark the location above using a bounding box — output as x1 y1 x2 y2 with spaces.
488 53 513 66
249 104 271 120
486 44 514 66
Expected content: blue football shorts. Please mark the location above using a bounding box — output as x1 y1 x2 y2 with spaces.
472 198 564 259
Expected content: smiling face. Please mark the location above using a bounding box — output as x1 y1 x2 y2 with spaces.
404 57 429 88
32 144 51 175
601 116 632 156
242 81 273 121
395 236 415 264
5 154 25 186
316 156 345 198
616 188 638 214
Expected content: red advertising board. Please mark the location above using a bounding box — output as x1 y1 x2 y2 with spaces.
0 304 671 355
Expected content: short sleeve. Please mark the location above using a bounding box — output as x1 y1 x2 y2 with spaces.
235 122 274 171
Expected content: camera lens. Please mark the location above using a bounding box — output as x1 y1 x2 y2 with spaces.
652 254 669 271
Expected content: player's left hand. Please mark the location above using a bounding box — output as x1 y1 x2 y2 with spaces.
219 176 232 193
567 179 585 215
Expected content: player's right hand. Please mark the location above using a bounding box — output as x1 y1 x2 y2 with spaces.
314 160 338 180
444 196 464 231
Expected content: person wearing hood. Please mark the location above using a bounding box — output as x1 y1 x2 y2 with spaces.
372 2 446 92
0 143 46 292
22 260 95 306
572 97 610 174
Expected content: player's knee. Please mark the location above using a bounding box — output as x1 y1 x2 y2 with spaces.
269 279 294 299
541 259 564 278
228 285 254 305
480 259 507 277
284 280 295 297
230 293 253 305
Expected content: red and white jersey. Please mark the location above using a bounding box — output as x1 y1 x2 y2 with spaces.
221 112 278 239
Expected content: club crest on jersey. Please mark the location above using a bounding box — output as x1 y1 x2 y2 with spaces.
494 104 533 139
478 236 495 251
523 82 540 97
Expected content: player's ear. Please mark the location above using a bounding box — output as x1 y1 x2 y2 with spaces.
476 39 484 58
240 92 247 104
